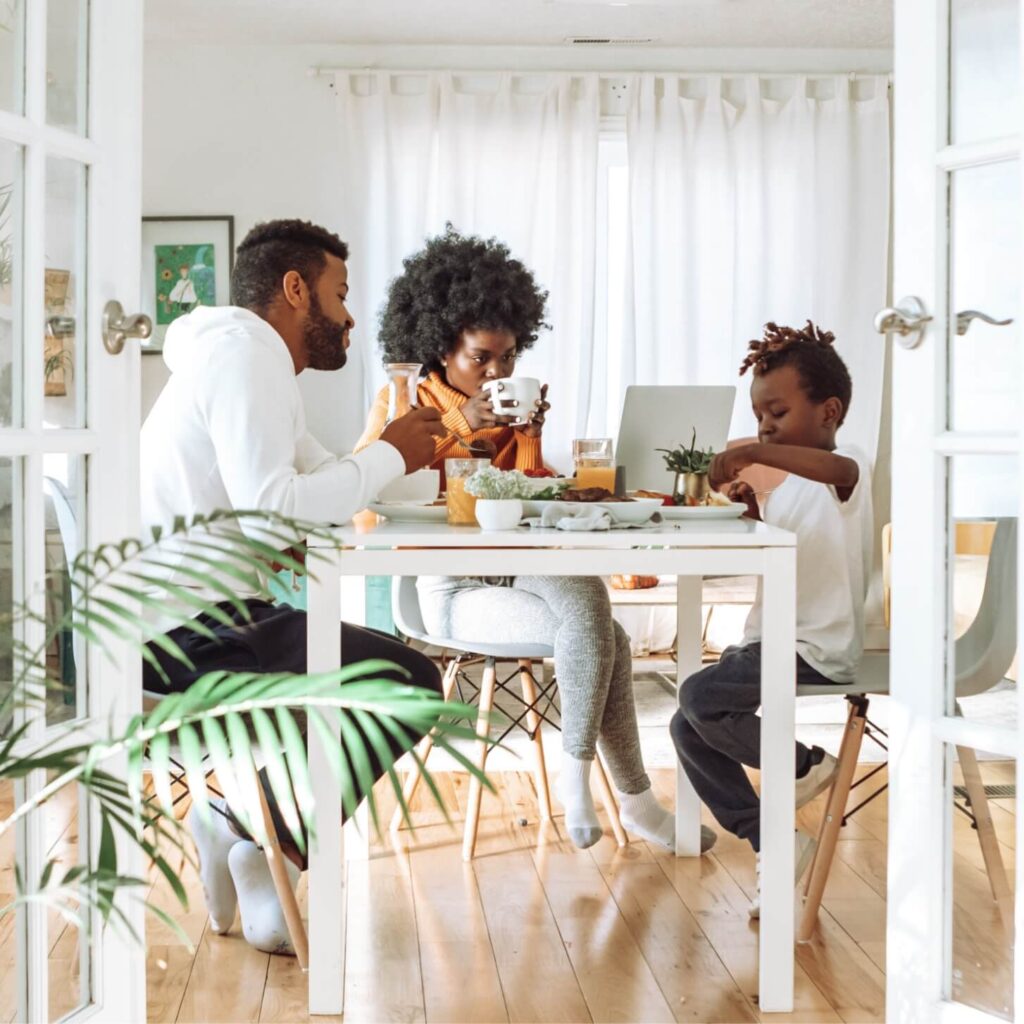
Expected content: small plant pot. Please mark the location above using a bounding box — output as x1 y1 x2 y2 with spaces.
474 498 523 531
674 472 710 506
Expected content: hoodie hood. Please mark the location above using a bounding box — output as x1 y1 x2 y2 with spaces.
162 305 294 376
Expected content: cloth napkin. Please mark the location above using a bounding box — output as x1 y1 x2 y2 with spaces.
523 504 663 531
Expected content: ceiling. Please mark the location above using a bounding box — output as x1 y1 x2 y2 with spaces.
144 0 893 50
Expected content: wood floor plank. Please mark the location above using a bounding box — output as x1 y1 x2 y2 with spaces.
595 855 757 1023
473 850 591 1023
531 843 677 1023
410 845 508 1023
259 955 343 1023
146 945 194 1024
176 922 270 1023
343 855 426 1024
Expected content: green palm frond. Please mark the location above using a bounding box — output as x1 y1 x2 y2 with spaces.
0 509 502 944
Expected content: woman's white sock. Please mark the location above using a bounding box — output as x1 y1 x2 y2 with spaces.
559 753 603 849
618 787 676 850
228 840 301 955
187 798 242 934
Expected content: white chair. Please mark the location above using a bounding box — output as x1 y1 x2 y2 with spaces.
798 517 1017 940
389 575 628 859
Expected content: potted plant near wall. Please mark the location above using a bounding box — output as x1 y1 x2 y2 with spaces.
656 429 717 506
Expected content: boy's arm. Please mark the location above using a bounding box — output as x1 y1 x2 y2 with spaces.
710 443 860 501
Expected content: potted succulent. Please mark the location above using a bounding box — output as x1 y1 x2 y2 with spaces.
465 466 529 530
656 429 716 506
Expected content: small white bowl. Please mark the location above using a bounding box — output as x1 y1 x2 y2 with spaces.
377 468 440 505
475 498 524 531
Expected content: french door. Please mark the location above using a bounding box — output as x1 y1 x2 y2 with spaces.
0 1 145 1020
887 0 1022 1021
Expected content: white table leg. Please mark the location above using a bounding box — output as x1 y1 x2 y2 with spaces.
758 546 796 1012
675 575 703 856
338 574 371 862
307 548 344 1015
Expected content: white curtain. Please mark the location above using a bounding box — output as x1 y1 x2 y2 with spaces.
623 73 891 456
335 71 600 468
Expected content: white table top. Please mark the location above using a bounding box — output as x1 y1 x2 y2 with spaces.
310 516 796 549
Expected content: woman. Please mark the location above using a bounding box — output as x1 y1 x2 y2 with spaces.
359 227 700 852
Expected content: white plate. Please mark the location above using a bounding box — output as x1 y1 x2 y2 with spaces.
659 502 748 520
368 502 448 523
522 497 663 525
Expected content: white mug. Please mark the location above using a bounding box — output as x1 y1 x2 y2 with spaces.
482 377 542 425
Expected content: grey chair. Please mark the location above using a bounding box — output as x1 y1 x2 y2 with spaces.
390 575 627 859
798 517 1017 941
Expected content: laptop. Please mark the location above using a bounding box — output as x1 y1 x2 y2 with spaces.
615 385 736 492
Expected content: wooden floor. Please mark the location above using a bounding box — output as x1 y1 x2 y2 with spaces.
1 761 1016 1024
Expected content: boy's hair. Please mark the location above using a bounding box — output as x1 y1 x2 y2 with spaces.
231 219 349 315
740 320 852 425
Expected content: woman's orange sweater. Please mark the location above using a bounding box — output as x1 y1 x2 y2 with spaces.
355 371 544 487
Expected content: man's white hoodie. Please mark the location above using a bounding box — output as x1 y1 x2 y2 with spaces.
141 305 404 536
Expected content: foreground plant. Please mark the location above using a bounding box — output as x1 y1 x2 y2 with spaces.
0 510 494 945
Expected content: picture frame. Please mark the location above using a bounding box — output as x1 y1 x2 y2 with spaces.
141 215 235 353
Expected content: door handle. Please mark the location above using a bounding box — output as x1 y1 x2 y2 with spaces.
873 296 933 349
102 300 153 354
955 310 1013 336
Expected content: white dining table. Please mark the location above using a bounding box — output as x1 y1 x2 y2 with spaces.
304 515 797 1015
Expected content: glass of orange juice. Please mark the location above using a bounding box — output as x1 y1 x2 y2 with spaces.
573 438 615 491
445 458 490 524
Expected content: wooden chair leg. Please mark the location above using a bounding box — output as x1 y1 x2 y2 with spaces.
592 752 628 847
519 659 553 820
957 741 1014 933
390 658 458 833
462 658 497 861
257 785 309 969
797 697 867 943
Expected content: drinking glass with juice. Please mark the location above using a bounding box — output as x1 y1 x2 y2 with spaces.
572 438 615 491
445 458 490 524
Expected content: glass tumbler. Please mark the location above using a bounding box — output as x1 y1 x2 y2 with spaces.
445 458 490 525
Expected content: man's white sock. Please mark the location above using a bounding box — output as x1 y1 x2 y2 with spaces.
187 798 242 934
617 787 675 850
559 752 603 849
228 840 301 955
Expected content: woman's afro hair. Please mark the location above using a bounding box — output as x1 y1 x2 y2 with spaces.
378 226 550 374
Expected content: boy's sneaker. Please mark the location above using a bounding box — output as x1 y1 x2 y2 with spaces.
748 829 817 920
795 750 839 809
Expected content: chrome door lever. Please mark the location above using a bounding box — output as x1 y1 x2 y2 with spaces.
102 300 153 354
873 296 933 349
955 310 1013 336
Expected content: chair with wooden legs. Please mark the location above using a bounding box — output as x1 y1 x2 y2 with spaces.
798 517 1017 941
389 576 628 859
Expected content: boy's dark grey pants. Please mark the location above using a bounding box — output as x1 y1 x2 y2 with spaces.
670 642 836 852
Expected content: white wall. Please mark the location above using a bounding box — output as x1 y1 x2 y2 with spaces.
142 41 893 452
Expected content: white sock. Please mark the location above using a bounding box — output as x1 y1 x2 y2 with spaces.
617 787 675 850
188 798 242 934
558 753 603 849
228 840 301 955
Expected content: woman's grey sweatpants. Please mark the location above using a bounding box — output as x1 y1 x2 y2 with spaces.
417 575 650 795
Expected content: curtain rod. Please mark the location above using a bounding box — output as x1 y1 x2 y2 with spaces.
308 66 892 81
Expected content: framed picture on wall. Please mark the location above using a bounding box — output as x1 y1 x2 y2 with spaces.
141 215 235 353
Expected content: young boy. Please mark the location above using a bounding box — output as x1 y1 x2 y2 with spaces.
671 320 874 918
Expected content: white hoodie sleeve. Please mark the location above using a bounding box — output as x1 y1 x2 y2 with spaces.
200 341 404 524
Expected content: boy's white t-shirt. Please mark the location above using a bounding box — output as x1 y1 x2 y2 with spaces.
743 444 874 683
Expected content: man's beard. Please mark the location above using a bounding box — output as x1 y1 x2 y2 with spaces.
303 292 348 371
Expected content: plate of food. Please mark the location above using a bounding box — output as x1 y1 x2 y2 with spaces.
632 488 749 520
522 487 663 525
368 501 448 523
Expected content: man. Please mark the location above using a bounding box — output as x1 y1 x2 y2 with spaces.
140 219 445 954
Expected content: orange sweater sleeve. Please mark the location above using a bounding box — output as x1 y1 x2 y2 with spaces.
514 432 544 472
353 386 389 452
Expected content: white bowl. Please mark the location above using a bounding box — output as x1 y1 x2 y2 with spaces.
475 498 524 531
377 468 440 505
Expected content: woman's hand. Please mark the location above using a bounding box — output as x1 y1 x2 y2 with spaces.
515 384 550 438
709 443 759 491
461 390 510 431
727 480 761 521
